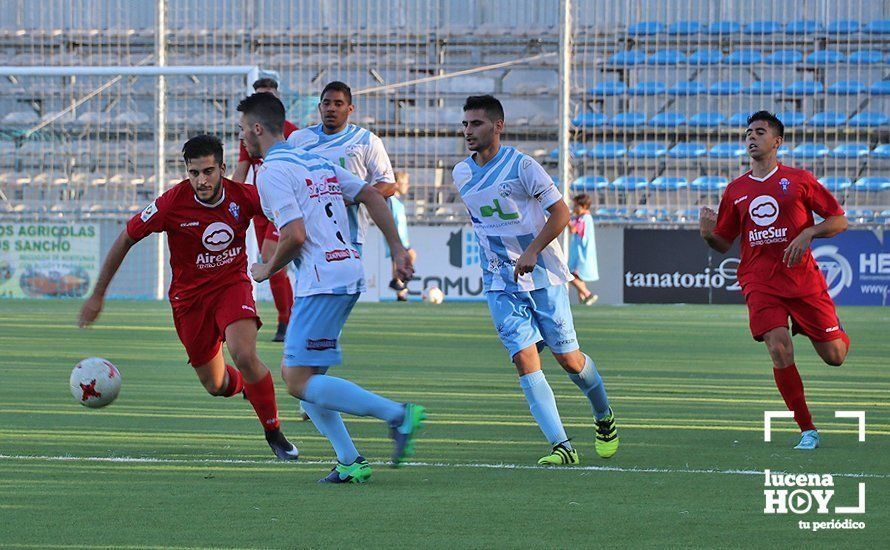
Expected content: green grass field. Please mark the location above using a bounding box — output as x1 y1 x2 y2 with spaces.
0 299 887 548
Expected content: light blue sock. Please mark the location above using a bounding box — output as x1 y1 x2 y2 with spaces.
519 370 570 447
569 354 611 420
303 374 404 425
301 400 360 464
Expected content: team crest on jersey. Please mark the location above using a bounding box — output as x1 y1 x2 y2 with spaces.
778 178 791 193
228 202 240 221
346 144 362 158
498 182 512 198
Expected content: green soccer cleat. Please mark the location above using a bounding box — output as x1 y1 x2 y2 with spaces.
594 409 619 458
537 442 579 465
391 403 426 467
319 456 373 484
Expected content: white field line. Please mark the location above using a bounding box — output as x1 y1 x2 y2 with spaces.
0 454 886 479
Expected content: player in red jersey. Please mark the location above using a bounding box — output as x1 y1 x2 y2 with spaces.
700 111 850 450
232 78 298 342
78 134 299 460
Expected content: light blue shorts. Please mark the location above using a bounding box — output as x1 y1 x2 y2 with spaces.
283 293 360 367
486 284 579 358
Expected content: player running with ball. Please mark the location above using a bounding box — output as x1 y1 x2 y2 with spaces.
700 111 850 450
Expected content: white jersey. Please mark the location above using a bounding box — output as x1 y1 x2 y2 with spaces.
452 146 572 293
288 123 394 245
256 141 368 297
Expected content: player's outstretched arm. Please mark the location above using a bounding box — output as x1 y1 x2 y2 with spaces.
355 185 414 281
250 219 305 283
513 199 570 282
78 230 136 328
782 214 848 267
699 207 732 253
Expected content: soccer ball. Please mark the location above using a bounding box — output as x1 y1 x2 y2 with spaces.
425 286 445 304
70 357 121 408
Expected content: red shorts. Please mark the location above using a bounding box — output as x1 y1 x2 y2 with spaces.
746 290 843 343
253 215 279 245
171 283 261 366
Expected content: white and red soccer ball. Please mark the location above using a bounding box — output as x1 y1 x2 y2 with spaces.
70 357 121 408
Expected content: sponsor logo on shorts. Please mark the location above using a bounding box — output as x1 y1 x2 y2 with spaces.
555 338 576 346
325 249 352 262
306 338 337 351
825 325 839 333
242 304 255 313
553 318 571 336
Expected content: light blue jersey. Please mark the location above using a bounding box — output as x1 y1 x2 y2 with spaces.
568 213 599 281
452 146 572 293
288 123 394 245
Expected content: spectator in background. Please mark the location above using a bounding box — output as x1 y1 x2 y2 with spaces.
568 194 598 305
388 171 415 301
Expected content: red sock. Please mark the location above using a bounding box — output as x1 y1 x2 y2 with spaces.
269 270 293 325
244 371 281 431
222 364 244 397
773 364 816 432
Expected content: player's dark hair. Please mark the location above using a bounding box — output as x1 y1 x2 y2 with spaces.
252 77 279 90
182 134 224 164
321 81 353 104
747 110 784 138
463 94 505 122
572 193 592 209
237 92 286 134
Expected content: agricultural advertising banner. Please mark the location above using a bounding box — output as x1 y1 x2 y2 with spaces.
0 223 100 299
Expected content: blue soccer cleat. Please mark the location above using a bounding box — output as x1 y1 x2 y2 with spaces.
793 429 820 450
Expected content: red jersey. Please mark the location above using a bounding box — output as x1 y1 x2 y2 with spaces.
714 164 845 298
127 178 263 304
239 120 298 183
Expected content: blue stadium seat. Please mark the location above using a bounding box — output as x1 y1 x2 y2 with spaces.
548 142 586 159
691 176 729 191
572 112 608 127
647 49 686 65
786 20 823 34
629 81 667 95
611 176 649 191
785 81 824 95
807 50 845 64
668 142 708 158
826 20 860 34
791 143 829 158
765 49 803 64
570 175 609 192
667 21 702 35
649 112 686 127
675 208 701 221
668 81 707 95
588 142 627 158
809 111 847 126
746 80 784 94
627 21 664 36
848 112 890 127
846 208 876 222
607 51 647 66
594 207 628 220
827 80 866 95
709 80 744 95
633 207 670 221
870 144 890 158
745 20 782 34
589 81 627 96
846 50 884 64
708 143 745 158
881 209 890 223
688 112 726 127
651 176 689 190
611 112 647 127
628 141 668 159
725 49 762 64
863 20 890 34
687 49 724 65
728 112 751 126
868 81 890 95
706 21 742 34
820 177 853 192
776 111 806 127
829 143 869 158
854 176 890 191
